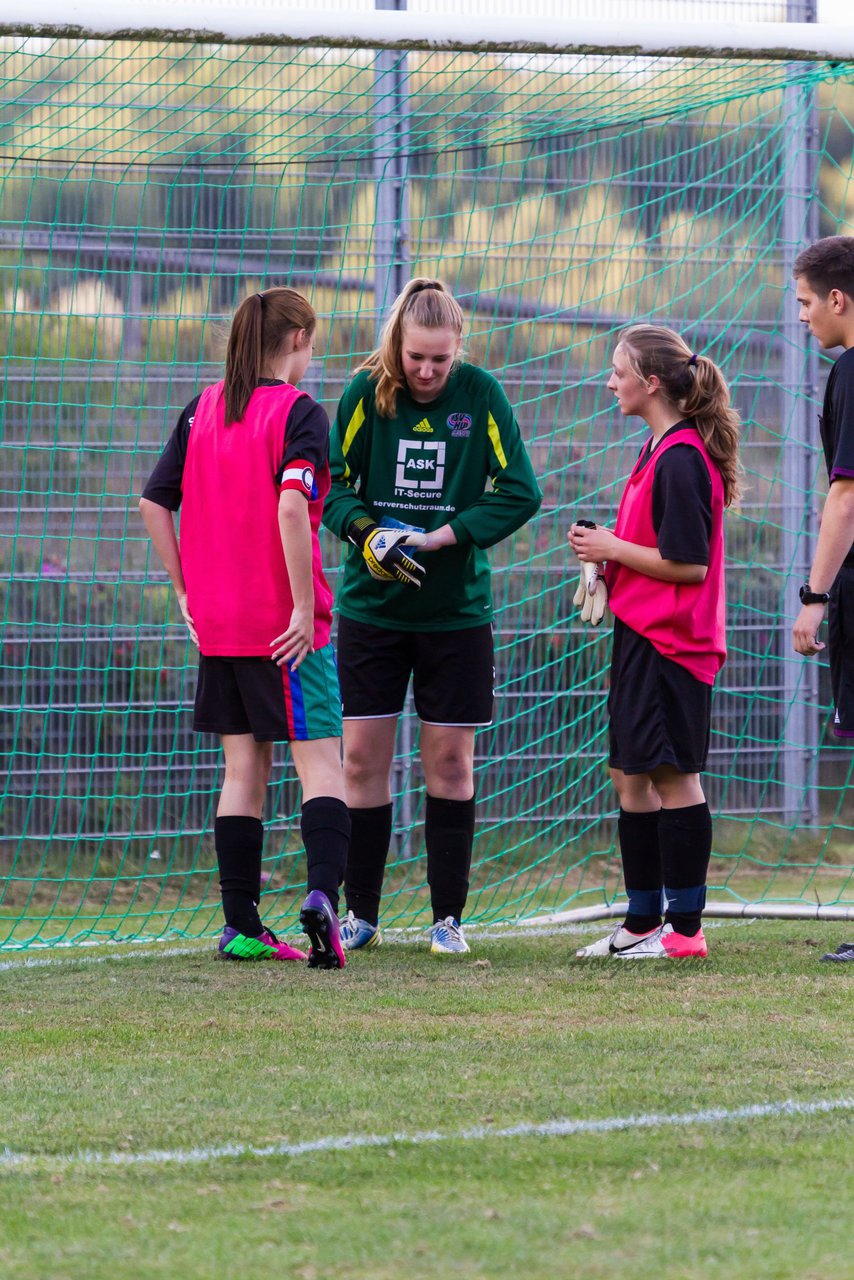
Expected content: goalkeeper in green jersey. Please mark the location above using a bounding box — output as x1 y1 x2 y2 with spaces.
323 278 542 954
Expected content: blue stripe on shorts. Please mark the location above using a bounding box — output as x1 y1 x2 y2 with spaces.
286 661 309 739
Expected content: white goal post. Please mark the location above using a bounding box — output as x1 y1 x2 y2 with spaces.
1 5 854 62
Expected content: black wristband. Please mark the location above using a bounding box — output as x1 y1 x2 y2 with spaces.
348 516 377 549
799 583 830 606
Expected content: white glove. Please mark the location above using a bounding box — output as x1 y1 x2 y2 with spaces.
350 519 428 587
572 563 608 626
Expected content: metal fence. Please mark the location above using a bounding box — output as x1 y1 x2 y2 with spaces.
2 0 846 876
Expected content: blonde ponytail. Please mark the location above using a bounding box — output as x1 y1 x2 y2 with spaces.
359 278 464 418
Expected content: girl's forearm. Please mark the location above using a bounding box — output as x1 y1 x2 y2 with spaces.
278 492 314 611
611 538 707 584
139 497 188 596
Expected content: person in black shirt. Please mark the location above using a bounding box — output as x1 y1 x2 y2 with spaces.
571 324 741 961
792 236 854 963
140 287 349 970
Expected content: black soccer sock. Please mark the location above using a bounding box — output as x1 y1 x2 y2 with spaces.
426 793 476 924
618 808 664 934
215 814 264 937
343 803 393 926
302 796 351 915
660 802 712 936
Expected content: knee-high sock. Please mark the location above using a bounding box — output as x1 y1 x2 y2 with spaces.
216 814 264 936
426 794 476 924
660 802 712 937
302 796 351 915
618 808 664 934
343 803 393 926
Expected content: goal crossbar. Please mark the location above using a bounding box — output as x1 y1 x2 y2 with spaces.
528 902 854 926
1 7 853 63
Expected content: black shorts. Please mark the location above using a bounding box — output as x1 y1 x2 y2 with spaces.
337 616 494 726
828 564 854 739
193 646 343 742
607 618 712 774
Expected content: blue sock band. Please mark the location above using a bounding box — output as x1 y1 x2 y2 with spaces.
627 887 665 917
664 884 707 915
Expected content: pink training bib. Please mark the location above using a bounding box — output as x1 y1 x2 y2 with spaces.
604 426 726 685
180 381 333 656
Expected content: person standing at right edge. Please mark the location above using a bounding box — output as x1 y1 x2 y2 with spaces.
792 236 854 963
570 324 741 960
323 278 542 955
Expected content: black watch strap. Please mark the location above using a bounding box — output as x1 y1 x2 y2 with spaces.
799 583 831 605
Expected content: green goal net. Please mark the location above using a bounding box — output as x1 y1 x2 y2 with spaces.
2 24 854 950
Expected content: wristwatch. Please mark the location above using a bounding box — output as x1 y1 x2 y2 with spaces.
799 583 831 605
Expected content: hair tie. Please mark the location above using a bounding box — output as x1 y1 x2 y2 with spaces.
688 352 699 366
411 282 441 295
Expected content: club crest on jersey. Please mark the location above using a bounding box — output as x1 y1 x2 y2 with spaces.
413 418 433 434
447 412 472 437
395 439 446 491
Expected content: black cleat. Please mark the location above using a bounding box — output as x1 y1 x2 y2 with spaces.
820 941 854 963
300 890 345 969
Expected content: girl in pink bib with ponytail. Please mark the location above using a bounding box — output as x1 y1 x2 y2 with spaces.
140 288 348 970
569 324 741 960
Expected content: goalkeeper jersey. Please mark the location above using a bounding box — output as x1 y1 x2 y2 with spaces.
323 364 542 631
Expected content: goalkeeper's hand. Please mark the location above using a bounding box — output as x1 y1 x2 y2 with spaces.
572 562 608 626
348 518 427 588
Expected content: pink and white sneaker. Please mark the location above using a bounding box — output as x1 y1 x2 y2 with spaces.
576 924 660 957
615 923 707 959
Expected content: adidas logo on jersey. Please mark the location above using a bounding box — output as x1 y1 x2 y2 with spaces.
413 418 433 433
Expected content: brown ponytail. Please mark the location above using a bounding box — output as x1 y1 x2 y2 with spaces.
359 278 464 418
223 287 316 425
618 324 743 507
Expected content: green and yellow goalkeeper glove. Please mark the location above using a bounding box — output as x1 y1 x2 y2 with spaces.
348 517 427 588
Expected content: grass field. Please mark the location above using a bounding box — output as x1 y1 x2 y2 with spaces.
2 920 853 1280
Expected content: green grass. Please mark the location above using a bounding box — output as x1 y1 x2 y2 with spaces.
1 923 853 1279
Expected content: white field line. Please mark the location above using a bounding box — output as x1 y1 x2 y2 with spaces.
0 928 587 971
3 1097 852 1172
0 943 211 972
0 919 754 972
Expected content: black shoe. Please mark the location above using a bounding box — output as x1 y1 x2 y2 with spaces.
820 941 854 963
300 890 345 970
